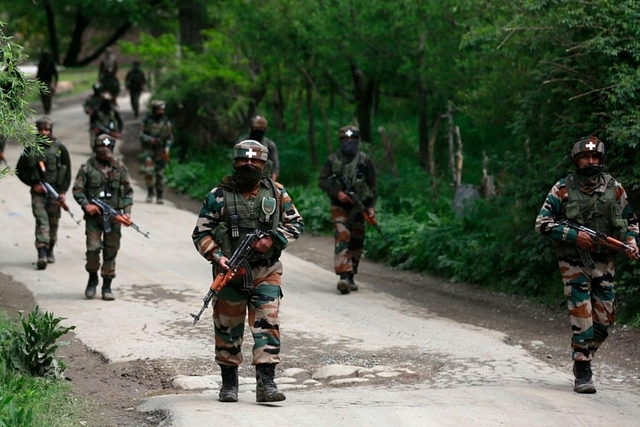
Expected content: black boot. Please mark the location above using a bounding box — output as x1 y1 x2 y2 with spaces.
102 278 115 301
85 272 99 299
37 247 48 270
336 273 351 294
255 363 285 403
347 272 358 291
46 242 55 264
573 361 596 394
156 190 163 205
146 188 154 203
218 365 239 402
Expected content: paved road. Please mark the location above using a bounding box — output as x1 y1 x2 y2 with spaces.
2 98 640 426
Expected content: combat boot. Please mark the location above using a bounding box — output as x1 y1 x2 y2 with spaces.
37 247 48 270
85 272 99 299
337 273 351 295
218 365 239 402
347 272 358 291
146 187 154 203
156 191 164 205
102 278 115 301
573 361 596 394
255 363 286 403
46 242 55 264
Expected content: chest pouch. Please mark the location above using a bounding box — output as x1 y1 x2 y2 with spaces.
260 196 277 223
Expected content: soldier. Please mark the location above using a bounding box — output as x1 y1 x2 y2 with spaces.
98 47 120 102
83 82 104 116
125 60 146 118
192 140 304 403
35 51 58 115
239 116 280 181
90 91 123 141
318 125 377 294
73 134 134 301
16 116 71 269
139 100 172 204
535 136 639 394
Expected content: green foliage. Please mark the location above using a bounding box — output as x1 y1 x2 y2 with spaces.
1 306 75 379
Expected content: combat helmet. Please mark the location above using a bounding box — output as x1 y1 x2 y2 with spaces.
338 125 360 141
233 139 269 162
35 116 53 131
569 136 605 163
93 133 116 151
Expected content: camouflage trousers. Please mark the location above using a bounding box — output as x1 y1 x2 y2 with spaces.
213 262 283 366
558 256 616 362
140 152 166 195
331 205 365 275
31 193 61 249
84 217 122 279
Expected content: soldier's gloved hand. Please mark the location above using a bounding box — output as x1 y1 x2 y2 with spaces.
337 190 353 204
84 203 101 216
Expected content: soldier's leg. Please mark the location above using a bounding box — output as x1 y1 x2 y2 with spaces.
84 220 103 298
589 258 616 356
348 217 366 274
32 194 50 269
331 205 352 274
560 257 594 362
214 286 249 367
45 200 61 263
100 223 122 279
155 161 166 204
140 154 155 202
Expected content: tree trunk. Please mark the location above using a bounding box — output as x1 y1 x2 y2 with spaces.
63 10 90 67
350 64 374 143
305 81 317 166
43 0 60 64
378 126 398 178
178 0 206 53
300 65 331 154
418 85 429 172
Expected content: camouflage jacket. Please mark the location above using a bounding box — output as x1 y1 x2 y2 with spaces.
318 149 377 209
192 177 304 265
73 156 133 214
16 138 71 193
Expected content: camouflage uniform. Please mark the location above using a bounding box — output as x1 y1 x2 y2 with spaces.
192 140 303 403
240 115 281 180
125 62 146 117
535 136 639 393
72 149 133 283
35 51 58 114
16 131 71 267
90 93 123 139
139 101 172 203
318 125 377 294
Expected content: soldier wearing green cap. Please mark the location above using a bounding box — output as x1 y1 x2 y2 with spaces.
192 139 304 403
535 135 639 394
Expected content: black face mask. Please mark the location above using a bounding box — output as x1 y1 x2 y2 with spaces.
231 164 263 192
575 164 603 178
340 139 359 158
249 130 265 142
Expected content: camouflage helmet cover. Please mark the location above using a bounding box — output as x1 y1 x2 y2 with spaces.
251 115 268 130
233 139 269 162
570 136 605 162
35 116 53 130
93 133 117 151
338 125 360 140
100 91 113 101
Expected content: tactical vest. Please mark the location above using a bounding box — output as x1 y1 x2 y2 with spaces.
27 139 66 189
84 159 128 209
213 179 281 265
330 151 373 202
558 173 627 256
142 116 171 152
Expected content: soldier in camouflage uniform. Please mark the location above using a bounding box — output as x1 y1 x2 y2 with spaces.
238 116 280 181
73 134 134 301
16 116 71 269
318 125 377 295
89 92 123 141
139 100 172 204
535 136 639 394
192 140 304 403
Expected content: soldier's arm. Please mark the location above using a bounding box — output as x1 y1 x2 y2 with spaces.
192 187 225 262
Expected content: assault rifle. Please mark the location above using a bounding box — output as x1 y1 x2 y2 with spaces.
37 161 81 226
333 174 386 241
190 229 268 325
90 198 150 238
558 219 640 267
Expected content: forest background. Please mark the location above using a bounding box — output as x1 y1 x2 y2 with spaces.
3 0 640 326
